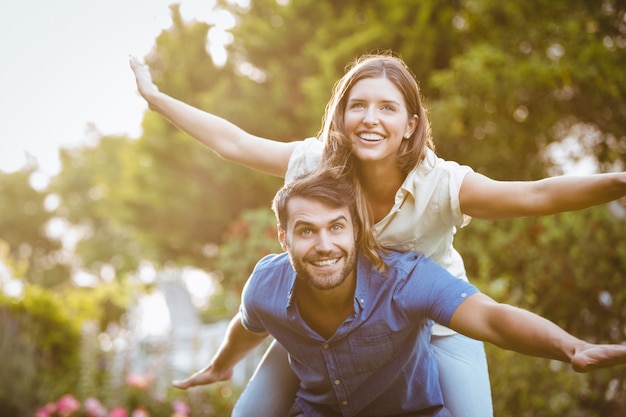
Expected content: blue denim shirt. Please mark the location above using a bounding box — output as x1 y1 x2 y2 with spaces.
240 250 479 417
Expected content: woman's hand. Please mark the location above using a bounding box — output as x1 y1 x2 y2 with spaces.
129 55 160 104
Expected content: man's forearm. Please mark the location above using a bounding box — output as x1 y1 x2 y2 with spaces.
482 303 580 362
173 312 268 389
211 312 269 373
451 294 626 373
451 294 580 362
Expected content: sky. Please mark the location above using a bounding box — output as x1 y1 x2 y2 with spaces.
0 0 234 181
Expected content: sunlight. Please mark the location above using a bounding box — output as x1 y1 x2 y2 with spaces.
137 291 172 338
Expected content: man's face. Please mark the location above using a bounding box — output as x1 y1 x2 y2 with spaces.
280 196 358 291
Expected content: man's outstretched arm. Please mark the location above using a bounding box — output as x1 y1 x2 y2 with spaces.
449 293 626 373
173 312 268 389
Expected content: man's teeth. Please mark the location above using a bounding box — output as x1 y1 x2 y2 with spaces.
312 259 339 267
359 133 384 141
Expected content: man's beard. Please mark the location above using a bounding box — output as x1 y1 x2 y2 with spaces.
291 249 357 291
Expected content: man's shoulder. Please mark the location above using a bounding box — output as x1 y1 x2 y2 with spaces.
380 250 449 279
381 249 426 266
254 252 292 274
243 252 293 302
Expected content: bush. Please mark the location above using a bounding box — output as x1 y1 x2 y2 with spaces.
0 286 81 416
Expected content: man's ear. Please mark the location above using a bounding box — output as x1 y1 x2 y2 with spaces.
353 220 359 241
278 225 288 251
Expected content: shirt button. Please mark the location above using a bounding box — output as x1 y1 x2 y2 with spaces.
342 400 348 405
323 343 329 349
334 379 341 385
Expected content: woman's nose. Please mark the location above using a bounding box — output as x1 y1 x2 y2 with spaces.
363 106 378 125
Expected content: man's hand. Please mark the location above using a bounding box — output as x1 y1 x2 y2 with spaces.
172 364 234 390
571 343 626 373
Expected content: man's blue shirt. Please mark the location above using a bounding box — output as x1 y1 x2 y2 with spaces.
240 250 479 417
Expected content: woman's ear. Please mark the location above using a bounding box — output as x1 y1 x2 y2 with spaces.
405 114 418 138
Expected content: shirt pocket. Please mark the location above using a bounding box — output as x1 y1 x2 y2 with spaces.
349 325 398 374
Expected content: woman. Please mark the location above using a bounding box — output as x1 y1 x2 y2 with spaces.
130 53 626 417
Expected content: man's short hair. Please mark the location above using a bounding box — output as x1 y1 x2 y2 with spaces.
272 170 386 271
272 170 357 231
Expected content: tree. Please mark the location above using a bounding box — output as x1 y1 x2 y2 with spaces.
50 134 141 281
40 1 624 413
113 5 281 270
0 167 69 287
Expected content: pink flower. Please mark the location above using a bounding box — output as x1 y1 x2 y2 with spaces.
34 403 56 417
125 373 152 390
131 407 149 417
84 397 108 417
108 407 128 417
56 394 81 416
172 400 190 415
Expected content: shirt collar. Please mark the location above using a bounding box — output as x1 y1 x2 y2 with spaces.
286 269 297 310
284 255 372 313
399 147 437 198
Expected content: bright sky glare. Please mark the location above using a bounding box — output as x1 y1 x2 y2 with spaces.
0 0 232 178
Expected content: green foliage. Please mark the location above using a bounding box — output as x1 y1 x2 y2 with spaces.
427 0 626 179
50 135 142 279
0 285 81 416
214 207 281 291
456 205 626 415
106 5 282 270
207 207 282 318
17 0 625 415
0 168 69 287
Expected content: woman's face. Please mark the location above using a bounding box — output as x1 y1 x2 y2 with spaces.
343 77 417 166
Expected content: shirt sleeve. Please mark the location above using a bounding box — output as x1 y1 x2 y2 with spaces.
285 137 323 182
239 258 272 334
433 154 474 229
396 253 479 326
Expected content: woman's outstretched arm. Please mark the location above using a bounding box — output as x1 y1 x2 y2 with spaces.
129 56 299 177
459 171 626 220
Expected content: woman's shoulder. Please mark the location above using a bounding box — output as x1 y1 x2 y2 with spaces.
285 137 323 181
418 148 474 175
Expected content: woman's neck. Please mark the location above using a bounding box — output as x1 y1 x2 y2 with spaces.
357 160 405 222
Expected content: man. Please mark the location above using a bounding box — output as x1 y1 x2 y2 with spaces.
174 170 626 417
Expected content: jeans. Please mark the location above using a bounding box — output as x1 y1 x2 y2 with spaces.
232 334 493 417
431 333 493 417
232 340 298 417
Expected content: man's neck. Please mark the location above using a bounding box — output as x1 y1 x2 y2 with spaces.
295 274 356 340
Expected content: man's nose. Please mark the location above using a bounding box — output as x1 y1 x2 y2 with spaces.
315 230 334 252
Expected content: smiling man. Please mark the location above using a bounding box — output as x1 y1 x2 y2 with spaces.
174 170 626 417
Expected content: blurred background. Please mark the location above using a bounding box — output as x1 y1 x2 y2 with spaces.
1 0 625 416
